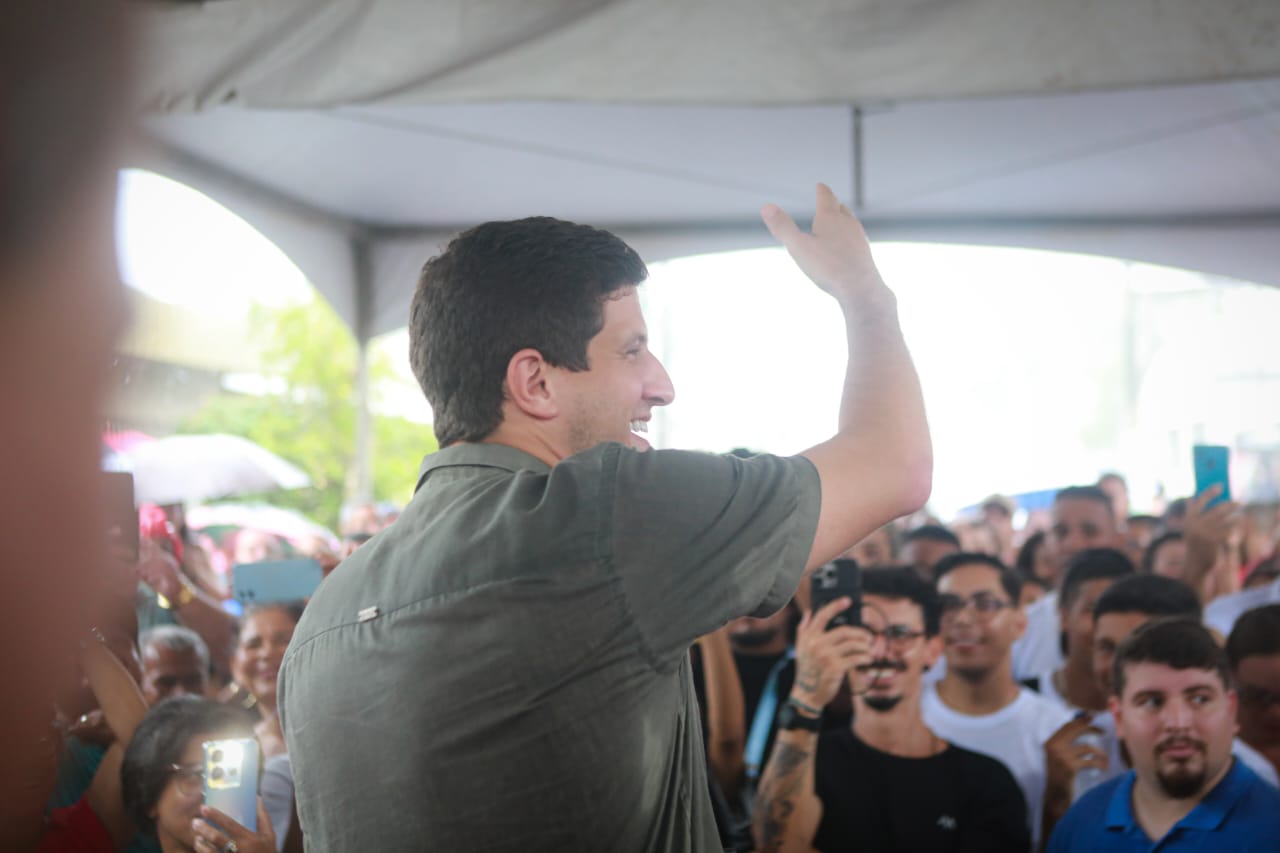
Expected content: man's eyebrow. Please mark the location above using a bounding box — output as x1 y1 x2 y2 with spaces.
622 333 648 348
1131 689 1166 702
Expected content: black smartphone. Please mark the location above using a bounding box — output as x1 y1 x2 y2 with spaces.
102 471 139 561
810 558 862 629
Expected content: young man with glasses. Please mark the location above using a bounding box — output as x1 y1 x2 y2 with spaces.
1226 605 1280 780
923 553 1075 849
753 567 1030 852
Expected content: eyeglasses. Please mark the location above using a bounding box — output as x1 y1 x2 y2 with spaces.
939 592 1012 619
863 624 927 649
168 763 204 797
1237 684 1280 710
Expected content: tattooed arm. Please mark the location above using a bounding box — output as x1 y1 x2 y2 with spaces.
752 726 823 853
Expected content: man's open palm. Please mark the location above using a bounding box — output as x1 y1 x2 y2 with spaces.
761 183 879 298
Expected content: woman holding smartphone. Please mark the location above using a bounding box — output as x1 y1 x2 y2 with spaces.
122 697 275 853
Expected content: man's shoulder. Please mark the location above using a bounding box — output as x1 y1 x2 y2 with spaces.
1232 760 1280 818
1050 773 1127 847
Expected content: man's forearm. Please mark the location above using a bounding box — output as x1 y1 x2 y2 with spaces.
802 287 932 567
753 729 821 853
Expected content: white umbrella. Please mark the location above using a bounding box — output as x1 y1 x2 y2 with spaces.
126 433 311 505
186 503 338 550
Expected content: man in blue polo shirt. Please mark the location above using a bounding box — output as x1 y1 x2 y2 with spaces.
1048 618 1280 851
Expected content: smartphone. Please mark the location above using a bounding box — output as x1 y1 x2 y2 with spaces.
202 737 258 832
102 471 139 561
1192 444 1231 508
810 558 862 629
232 558 323 605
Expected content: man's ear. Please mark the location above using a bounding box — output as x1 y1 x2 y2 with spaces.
504 348 558 420
1107 694 1123 736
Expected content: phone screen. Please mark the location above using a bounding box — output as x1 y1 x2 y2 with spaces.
810 558 862 629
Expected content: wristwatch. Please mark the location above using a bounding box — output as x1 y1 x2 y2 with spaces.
777 699 823 732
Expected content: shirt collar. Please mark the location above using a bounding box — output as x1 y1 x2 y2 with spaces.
416 442 550 492
1104 759 1255 834
1105 771 1138 830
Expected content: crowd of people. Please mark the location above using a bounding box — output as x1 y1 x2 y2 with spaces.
5 4 1280 853
694 481 1280 850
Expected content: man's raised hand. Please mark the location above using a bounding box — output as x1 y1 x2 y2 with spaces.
761 183 882 302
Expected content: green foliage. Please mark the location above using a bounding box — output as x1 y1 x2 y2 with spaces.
181 294 437 529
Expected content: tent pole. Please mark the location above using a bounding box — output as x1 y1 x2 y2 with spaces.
346 237 375 505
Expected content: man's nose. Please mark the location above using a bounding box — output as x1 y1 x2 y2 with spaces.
1163 696 1194 729
645 355 675 406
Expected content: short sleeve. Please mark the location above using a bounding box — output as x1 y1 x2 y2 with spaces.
606 446 821 665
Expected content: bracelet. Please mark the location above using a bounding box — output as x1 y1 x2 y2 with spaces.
787 696 824 717
157 581 197 610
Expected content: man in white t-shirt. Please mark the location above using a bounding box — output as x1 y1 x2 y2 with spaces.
923 552 1078 848
1013 486 1123 680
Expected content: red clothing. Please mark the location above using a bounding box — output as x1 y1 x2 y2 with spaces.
37 795 112 852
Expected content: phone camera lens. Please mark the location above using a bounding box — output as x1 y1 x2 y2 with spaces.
211 749 224 763
211 766 224 781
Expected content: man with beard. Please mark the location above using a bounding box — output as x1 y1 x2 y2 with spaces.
1091 574 1278 789
753 568 1029 852
923 553 1075 848
1048 618 1280 851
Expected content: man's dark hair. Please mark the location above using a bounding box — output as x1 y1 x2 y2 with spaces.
1163 498 1189 526
1093 573 1201 622
1111 617 1230 697
862 566 942 636
1226 604 1280 669
1014 530 1046 580
408 217 647 447
1060 548 1135 611
1 0 131 260
1054 485 1114 517
903 525 961 548
1142 531 1184 575
933 552 1022 604
121 697 255 836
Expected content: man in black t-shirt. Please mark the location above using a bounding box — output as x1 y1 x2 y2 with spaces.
753 568 1030 852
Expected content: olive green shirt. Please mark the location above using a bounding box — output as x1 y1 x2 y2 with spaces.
279 441 820 852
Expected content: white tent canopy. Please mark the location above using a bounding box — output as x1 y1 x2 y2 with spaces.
135 0 1280 342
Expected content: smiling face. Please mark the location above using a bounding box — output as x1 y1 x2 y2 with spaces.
936 563 1025 680
150 733 209 851
1049 498 1117 579
850 594 940 714
554 287 674 454
231 608 297 710
1111 662 1236 800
